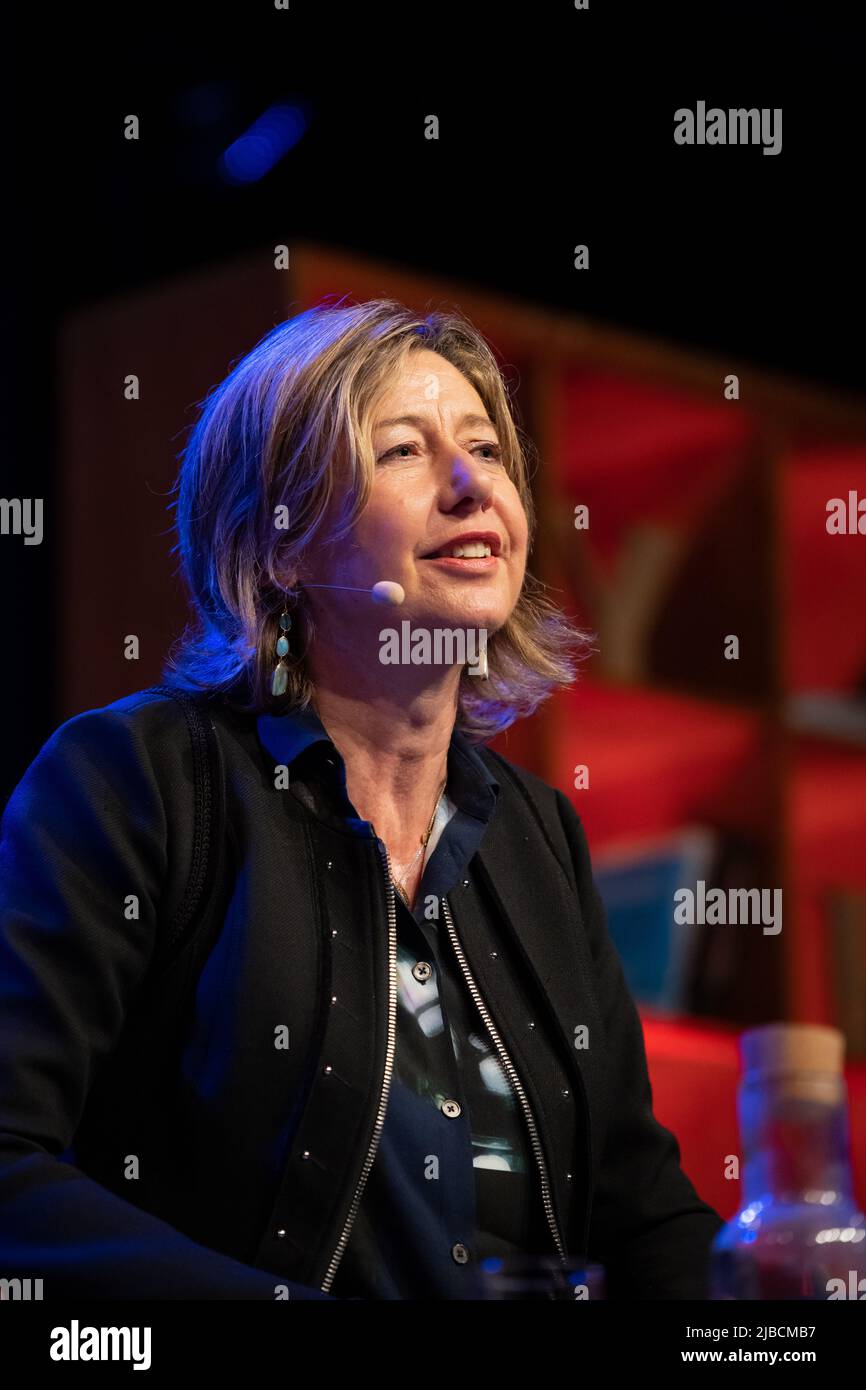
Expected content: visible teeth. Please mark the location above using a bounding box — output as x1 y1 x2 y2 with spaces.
449 542 492 558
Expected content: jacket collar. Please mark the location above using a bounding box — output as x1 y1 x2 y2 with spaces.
256 705 500 826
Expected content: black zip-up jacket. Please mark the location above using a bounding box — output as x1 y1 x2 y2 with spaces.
0 687 724 1299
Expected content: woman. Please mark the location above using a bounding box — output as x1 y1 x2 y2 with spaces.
0 298 723 1300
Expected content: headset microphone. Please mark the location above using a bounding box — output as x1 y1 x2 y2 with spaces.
303 580 405 606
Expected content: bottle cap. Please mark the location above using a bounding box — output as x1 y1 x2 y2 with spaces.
740 1024 845 1101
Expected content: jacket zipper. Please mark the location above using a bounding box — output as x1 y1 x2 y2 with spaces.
441 895 568 1264
320 838 398 1293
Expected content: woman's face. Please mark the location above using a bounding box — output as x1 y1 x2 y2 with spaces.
299 348 529 641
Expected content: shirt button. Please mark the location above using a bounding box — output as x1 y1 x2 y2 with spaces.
412 960 433 983
441 1098 462 1119
451 1243 470 1264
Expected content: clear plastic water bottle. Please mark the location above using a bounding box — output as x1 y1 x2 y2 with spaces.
710 1023 866 1300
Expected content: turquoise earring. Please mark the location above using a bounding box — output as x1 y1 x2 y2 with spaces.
271 586 296 698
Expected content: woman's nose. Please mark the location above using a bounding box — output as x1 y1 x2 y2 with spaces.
446 450 495 507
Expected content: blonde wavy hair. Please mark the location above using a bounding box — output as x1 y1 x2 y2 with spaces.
163 295 592 742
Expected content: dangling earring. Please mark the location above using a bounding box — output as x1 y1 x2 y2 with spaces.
271 586 296 698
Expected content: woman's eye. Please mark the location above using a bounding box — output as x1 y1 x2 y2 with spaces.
473 443 503 462
379 443 418 461
378 442 503 462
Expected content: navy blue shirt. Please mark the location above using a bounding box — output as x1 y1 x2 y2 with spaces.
257 706 555 1298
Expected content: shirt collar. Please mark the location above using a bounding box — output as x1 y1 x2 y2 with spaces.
257 705 335 767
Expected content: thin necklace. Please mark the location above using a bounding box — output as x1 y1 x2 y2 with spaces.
390 777 447 907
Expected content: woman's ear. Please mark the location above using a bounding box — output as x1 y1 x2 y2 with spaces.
272 552 300 590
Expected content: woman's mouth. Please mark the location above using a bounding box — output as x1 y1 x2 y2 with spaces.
419 538 502 573
420 554 499 573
